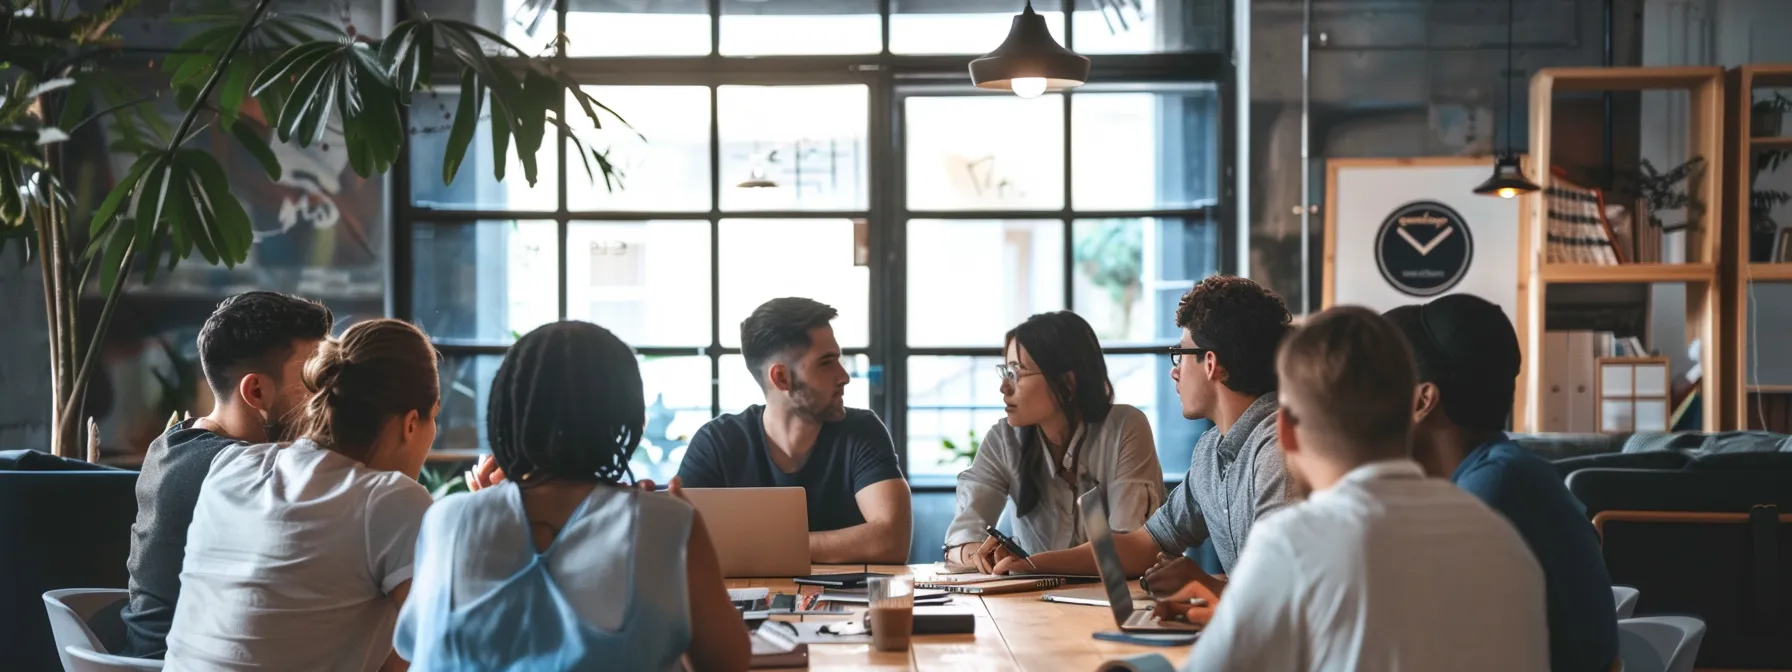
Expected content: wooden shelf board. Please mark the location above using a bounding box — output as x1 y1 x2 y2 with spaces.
1750 136 1792 151
1538 263 1717 284
1747 384 1792 394
426 450 484 463
1746 67 1792 89
1746 263 1792 281
1538 66 1724 92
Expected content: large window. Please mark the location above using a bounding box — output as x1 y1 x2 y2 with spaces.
399 0 1228 485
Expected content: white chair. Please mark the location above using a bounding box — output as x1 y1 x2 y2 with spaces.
42 589 164 671
1612 585 1641 619
1617 615 1705 672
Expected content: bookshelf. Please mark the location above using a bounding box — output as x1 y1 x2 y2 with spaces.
1724 64 1792 429
1521 66 1725 432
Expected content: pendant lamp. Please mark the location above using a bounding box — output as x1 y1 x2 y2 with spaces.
969 2 1090 99
1474 0 1540 198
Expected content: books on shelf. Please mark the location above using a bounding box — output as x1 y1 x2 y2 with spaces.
1545 172 1624 265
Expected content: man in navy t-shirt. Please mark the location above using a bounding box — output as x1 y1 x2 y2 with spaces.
678 297 912 563
1385 294 1618 672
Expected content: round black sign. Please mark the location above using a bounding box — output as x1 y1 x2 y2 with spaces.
1374 200 1474 297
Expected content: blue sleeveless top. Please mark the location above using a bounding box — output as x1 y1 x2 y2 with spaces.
395 482 694 671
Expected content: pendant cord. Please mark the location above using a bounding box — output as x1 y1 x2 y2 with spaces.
1504 0 1515 157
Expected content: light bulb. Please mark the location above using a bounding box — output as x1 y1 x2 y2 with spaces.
1011 77 1047 99
1497 187 1517 199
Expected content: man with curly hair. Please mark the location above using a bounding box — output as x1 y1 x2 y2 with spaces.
995 276 1293 593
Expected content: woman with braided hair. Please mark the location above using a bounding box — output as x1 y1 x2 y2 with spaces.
395 321 750 672
167 318 441 671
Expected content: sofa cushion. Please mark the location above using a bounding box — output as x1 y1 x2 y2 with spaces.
1554 450 1690 479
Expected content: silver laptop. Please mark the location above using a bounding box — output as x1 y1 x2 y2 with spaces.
682 487 811 578
1079 487 1201 633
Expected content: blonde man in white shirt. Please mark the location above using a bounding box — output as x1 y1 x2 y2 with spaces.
1162 306 1549 672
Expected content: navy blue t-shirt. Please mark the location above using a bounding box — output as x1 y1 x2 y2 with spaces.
676 406 903 532
1453 438 1618 672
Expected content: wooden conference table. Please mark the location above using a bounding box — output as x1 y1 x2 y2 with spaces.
725 564 1193 671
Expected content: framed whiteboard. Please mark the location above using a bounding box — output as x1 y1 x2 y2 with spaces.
1322 157 1523 320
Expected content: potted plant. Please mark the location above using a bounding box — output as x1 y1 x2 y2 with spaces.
2 1 624 458
1750 96 1792 261
1753 92 1792 139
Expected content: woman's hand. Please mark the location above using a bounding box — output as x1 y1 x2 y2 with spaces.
1149 579 1219 625
465 455 506 492
974 535 1037 574
635 476 690 503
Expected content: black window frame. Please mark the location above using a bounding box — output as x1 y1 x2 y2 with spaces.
391 0 1237 483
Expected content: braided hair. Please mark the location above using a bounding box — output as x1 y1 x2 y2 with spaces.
488 321 645 485
293 319 439 464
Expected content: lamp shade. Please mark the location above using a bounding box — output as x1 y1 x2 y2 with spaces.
969 4 1090 95
1473 155 1540 199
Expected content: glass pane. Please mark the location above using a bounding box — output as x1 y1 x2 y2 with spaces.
1071 217 1220 345
719 354 872 415
566 0 711 56
906 355 1006 478
906 219 1064 347
721 0 881 55
1635 364 1668 396
412 220 558 344
906 95 1064 211
719 86 870 212
718 219 870 347
567 221 712 347
435 354 506 453
1601 400 1634 433
1105 353 1208 478
890 0 1066 55
1071 86 1219 211
410 0 552 55
569 86 712 212
1599 364 1633 398
634 356 715 483
1072 0 1222 53
1634 400 1669 432
409 90 558 211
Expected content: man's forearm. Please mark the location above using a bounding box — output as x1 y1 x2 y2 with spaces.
810 521 909 564
1028 529 1167 577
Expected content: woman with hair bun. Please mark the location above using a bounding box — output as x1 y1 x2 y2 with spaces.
166 318 440 671
396 321 749 672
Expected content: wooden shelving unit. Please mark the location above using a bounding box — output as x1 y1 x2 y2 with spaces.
1521 66 1725 432
1724 64 1792 429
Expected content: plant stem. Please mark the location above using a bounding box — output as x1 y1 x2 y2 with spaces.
33 201 66 455
57 0 280 430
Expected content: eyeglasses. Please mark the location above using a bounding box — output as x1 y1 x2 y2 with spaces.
1166 347 1213 367
995 363 1043 383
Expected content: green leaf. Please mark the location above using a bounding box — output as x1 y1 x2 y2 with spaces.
90 156 156 235
100 221 132 293
229 122 282 181
442 69 481 185
489 104 510 182
181 150 253 264
216 61 252 129
252 41 340 98
25 77 75 100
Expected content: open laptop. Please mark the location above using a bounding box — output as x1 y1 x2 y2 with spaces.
682 487 811 578
1079 487 1202 632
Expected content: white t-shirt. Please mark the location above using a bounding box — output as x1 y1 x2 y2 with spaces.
165 440 433 671
1186 460 1550 672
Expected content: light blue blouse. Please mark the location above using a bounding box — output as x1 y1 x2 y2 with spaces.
395 481 693 671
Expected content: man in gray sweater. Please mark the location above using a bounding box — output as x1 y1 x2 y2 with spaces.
994 276 1295 595
119 292 333 658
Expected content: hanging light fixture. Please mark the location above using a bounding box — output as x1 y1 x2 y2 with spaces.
969 1 1090 99
1474 0 1540 198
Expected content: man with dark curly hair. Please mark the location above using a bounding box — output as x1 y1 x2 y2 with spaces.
995 276 1293 592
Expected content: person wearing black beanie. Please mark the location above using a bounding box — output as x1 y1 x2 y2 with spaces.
1384 294 1619 672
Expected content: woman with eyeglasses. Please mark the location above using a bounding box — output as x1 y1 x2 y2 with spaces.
941 311 1166 573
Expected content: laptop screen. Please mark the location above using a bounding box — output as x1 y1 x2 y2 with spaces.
1077 487 1136 623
